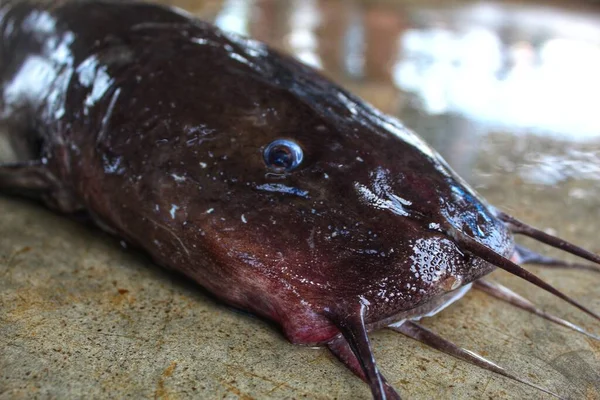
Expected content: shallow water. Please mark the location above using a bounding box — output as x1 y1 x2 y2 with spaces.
1 1 599 399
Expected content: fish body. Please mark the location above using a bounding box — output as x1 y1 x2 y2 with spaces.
2 2 596 399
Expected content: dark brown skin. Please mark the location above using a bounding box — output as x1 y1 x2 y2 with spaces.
1 1 599 399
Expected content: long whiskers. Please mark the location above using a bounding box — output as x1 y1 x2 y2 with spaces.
325 302 400 400
514 244 600 273
389 320 564 399
499 212 600 266
451 230 600 322
474 279 600 341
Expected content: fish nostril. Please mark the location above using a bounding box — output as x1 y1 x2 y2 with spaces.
477 214 489 236
463 224 475 237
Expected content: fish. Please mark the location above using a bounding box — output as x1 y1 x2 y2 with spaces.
0 1 598 398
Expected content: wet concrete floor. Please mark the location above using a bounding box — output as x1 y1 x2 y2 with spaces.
1 0 600 399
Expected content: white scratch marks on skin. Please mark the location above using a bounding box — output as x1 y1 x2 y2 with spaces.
206 208 215 214
146 218 190 257
255 183 309 198
171 173 186 182
190 37 221 47
102 154 124 174
169 204 179 219
80 58 115 112
354 167 412 217
97 87 121 144
429 222 441 231
355 184 409 217
241 214 247 224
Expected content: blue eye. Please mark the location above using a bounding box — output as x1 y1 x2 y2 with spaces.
263 139 303 172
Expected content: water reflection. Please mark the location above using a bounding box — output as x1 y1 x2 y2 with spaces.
519 149 600 186
394 6 600 138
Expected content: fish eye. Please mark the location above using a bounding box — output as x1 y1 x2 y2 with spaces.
263 139 303 172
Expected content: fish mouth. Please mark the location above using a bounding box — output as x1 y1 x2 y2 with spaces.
321 212 600 399
367 283 474 332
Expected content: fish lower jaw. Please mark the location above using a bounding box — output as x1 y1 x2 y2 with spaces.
280 283 474 346
385 283 473 329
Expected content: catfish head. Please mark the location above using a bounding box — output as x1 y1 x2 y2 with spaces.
92 24 513 345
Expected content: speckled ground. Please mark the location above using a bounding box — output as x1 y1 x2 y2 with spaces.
2 0 600 399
